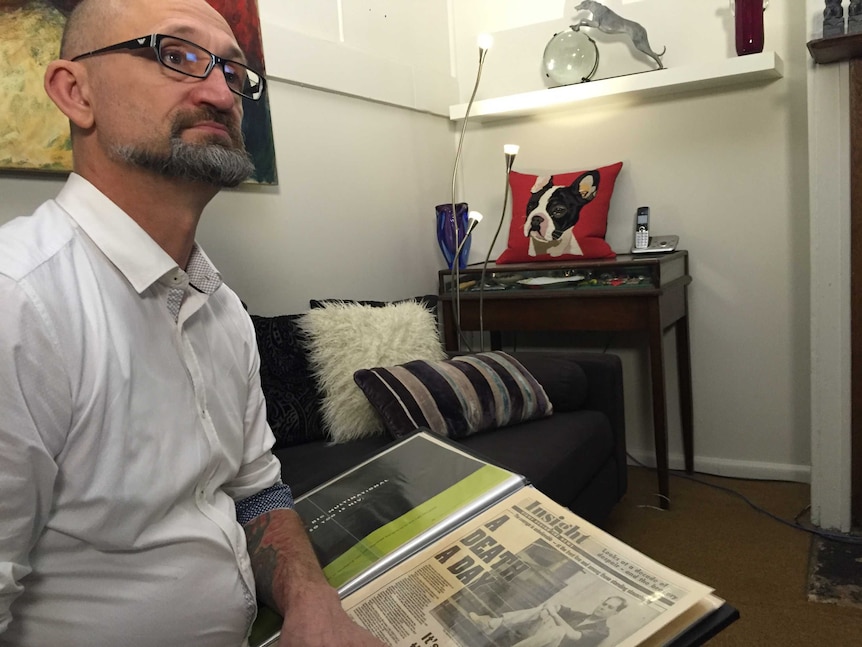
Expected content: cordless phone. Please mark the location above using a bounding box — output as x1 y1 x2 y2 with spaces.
630 206 679 254
634 206 650 250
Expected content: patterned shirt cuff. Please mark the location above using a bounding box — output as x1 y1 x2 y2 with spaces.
235 482 295 526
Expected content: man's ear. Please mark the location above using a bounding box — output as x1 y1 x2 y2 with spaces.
44 60 95 130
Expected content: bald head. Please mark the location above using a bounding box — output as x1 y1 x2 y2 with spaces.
45 0 253 191
59 0 235 60
60 0 121 60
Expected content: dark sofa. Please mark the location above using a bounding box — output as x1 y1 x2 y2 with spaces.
252 315 628 525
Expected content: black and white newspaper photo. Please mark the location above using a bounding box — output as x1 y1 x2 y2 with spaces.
341 489 713 647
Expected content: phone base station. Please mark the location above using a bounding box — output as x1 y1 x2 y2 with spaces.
631 235 679 254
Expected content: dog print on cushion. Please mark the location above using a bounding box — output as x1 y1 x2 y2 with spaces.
497 161 622 264
524 171 600 257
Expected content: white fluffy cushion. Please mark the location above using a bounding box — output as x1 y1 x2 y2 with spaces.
299 301 446 442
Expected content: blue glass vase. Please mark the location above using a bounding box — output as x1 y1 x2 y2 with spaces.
435 202 470 269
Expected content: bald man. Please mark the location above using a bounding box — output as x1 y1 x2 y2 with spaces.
0 1 383 646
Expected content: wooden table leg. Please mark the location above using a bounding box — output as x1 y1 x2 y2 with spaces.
648 307 671 509
850 59 862 527
676 315 695 474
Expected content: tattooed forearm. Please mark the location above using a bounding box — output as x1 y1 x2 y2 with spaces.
243 509 327 613
244 512 283 610
241 508 384 645
244 512 268 554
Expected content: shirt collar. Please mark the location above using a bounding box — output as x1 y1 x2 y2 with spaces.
55 173 221 295
185 245 222 295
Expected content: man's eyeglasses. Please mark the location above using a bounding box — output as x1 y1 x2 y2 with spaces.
71 34 266 101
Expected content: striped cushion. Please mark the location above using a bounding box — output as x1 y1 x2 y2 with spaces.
353 351 553 440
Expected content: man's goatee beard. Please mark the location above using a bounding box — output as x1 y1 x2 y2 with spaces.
114 138 256 187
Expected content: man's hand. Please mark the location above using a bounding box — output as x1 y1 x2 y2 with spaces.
276 582 384 647
244 509 384 647
542 605 582 642
542 604 565 626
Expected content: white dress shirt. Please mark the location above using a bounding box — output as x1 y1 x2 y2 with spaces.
0 174 284 646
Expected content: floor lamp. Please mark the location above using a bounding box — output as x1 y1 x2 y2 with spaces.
450 33 493 351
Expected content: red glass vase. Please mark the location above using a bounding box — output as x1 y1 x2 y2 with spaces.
734 0 765 56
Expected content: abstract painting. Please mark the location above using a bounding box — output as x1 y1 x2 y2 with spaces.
0 0 277 184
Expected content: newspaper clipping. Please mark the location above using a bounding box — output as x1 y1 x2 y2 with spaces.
342 489 713 647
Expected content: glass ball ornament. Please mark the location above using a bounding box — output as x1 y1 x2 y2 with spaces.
542 27 599 86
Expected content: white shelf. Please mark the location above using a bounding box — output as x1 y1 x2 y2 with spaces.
449 51 784 122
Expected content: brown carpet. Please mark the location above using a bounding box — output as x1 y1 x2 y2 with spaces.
602 467 862 646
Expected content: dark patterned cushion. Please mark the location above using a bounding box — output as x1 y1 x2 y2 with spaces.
251 314 326 449
353 351 553 440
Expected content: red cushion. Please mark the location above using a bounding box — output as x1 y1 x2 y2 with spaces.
496 161 622 264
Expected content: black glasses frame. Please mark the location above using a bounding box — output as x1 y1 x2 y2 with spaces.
70 33 266 101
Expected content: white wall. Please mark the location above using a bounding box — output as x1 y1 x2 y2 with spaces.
257 0 456 116
449 0 812 483
196 81 453 315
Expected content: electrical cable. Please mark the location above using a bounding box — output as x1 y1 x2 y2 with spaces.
477 147 517 351
626 452 862 545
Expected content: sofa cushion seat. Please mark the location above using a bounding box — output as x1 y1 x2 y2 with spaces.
458 409 613 508
274 409 612 508
274 436 392 499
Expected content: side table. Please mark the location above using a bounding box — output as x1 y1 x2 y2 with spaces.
438 251 694 509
